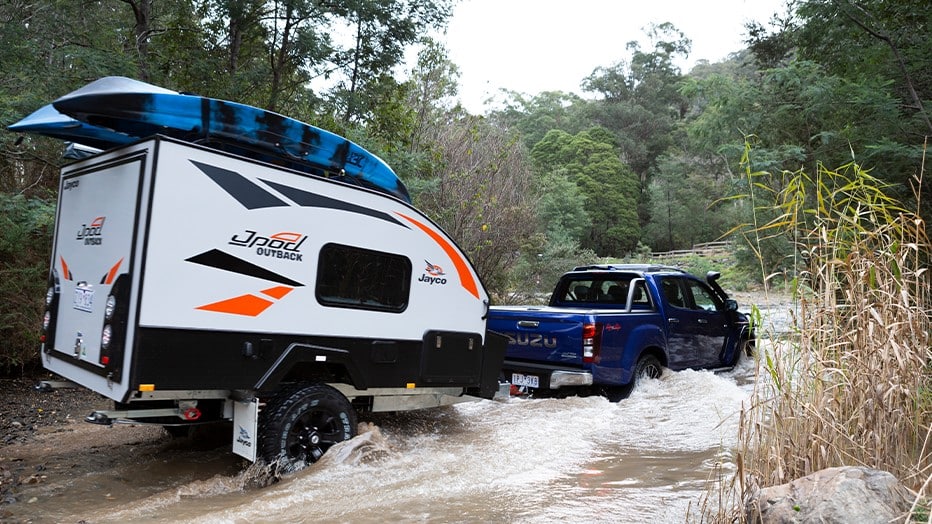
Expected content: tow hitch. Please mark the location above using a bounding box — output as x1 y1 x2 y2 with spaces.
84 401 202 425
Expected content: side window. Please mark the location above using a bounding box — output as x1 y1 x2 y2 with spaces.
630 279 652 309
659 277 686 309
316 243 411 312
686 280 720 312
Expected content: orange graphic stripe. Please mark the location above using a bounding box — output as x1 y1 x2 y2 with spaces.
261 286 293 299
196 294 275 317
395 212 479 299
196 286 293 317
105 258 123 285
60 256 71 280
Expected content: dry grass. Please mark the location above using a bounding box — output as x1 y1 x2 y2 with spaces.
697 144 931 522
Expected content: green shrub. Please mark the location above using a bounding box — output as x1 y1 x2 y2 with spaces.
0 193 55 375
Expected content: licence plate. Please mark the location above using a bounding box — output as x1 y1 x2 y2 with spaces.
511 373 539 388
73 287 94 312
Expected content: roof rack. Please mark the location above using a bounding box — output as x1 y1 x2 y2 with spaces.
569 263 687 273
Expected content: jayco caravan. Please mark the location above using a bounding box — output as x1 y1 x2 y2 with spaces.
13 78 504 469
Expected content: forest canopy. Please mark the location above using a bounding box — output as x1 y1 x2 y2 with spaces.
0 0 929 372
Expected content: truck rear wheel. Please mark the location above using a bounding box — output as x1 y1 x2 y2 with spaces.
634 354 663 382
259 383 357 472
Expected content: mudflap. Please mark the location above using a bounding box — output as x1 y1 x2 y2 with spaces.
232 398 258 462
478 331 508 399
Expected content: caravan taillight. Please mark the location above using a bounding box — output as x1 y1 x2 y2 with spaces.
100 324 112 350
41 275 59 351
104 295 116 320
582 322 602 364
98 273 129 375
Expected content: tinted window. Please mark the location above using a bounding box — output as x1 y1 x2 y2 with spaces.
316 243 411 312
553 274 651 309
659 277 687 308
685 280 720 312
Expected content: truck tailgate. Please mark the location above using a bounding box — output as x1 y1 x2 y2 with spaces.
487 306 587 366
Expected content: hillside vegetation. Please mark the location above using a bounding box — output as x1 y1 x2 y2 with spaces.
0 3 930 514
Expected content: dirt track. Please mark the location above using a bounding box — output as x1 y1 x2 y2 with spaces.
0 376 169 519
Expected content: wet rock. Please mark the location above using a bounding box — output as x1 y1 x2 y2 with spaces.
747 466 911 523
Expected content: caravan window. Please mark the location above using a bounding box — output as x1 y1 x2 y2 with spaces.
316 243 411 312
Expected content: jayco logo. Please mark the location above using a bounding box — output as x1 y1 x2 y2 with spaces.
418 260 447 286
235 425 252 448
229 230 306 261
76 216 105 245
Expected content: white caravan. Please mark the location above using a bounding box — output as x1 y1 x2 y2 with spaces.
38 136 505 468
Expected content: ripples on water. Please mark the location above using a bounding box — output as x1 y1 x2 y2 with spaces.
74 358 758 524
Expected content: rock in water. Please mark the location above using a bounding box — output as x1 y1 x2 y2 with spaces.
747 466 911 523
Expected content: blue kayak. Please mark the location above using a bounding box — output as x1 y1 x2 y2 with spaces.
10 77 410 202
8 104 135 151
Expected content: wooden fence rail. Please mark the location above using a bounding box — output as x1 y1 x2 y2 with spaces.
650 241 734 260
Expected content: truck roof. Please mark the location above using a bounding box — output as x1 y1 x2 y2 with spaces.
568 263 687 275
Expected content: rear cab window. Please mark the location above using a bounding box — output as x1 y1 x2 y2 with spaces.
551 273 653 310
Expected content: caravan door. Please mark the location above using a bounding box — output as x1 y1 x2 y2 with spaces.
44 147 149 401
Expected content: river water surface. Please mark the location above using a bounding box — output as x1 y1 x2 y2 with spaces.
10 296 791 523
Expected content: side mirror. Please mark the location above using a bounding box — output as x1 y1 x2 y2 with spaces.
725 299 738 312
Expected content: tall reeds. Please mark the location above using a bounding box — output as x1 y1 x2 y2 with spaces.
701 143 931 521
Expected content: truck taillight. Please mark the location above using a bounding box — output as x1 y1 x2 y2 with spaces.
582 322 602 364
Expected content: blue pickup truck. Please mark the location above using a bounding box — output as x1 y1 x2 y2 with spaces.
488 264 754 399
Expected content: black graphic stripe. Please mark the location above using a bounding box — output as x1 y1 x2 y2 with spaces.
259 179 408 228
190 160 288 209
185 249 303 287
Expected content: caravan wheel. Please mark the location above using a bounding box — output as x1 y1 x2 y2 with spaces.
259 383 357 472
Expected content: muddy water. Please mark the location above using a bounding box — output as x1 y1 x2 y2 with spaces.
10 298 792 524
8 361 754 524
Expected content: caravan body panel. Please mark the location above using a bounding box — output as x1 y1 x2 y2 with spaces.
138 139 486 339
43 137 493 402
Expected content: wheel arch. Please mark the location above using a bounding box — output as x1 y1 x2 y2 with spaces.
621 345 667 385
254 343 367 394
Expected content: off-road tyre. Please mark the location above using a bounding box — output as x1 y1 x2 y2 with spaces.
633 354 663 383
258 383 357 472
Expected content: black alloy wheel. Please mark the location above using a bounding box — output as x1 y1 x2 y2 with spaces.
259 383 357 472
634 354 663 382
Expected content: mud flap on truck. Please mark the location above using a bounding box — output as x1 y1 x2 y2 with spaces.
233 397 259 461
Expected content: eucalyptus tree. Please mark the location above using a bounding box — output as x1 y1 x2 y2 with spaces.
581 22 692 185
322 0 454 125
414 115 539 293
741 0 929 221
488 90 590 151
530 128 640 256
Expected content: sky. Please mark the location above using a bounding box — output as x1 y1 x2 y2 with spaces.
440 0 787 112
